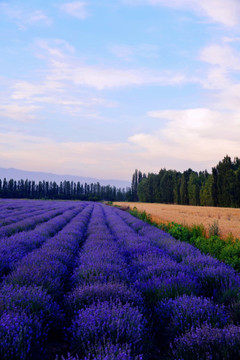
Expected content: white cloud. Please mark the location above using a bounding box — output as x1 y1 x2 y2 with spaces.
0 37 188 124
11 81 63 101
35 39 75 59
7 79 116 122
26 10 51 26
125 0 240 26
40 40 186 90
4 73 117 124
214 84 240 113
0 4 51 29
197 43 240 112
199 44 240 70
0 104 40 121
199 67 231 90
0 39 124 120
49 60 186 89
128 108 240 165
60 2 88 19
195 0 240 27
0 37 189 123
32 38 187 90
223 37 240 43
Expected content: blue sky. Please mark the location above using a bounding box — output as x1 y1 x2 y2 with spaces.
1 0 240 180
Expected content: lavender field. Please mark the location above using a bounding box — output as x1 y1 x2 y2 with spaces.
0 199 240 359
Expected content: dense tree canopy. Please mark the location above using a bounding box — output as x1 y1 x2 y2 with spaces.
132 156 240 208
0 179 129 202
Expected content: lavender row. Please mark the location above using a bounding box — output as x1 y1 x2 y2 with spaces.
0 199 30 211
0 201 42 219
102 205 240 359
0 202 88 279
0 202 93 359
0 198 50 214
0 199 59 219
103 205 191 357
0 201 57 226
0 206 57 228
103 205 194 300
3 202 92 296
0 202 75 239
61 203 146 360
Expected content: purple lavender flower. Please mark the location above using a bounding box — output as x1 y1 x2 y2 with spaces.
196 264 240 301
4 204 93 297
64 282 143 314
0 310 43 360
170 324 240 360
155 294 229 339
0 284 61 325
68 300 146 355
135 272 200 306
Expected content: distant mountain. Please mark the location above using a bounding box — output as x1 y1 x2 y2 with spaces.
0 167 131 188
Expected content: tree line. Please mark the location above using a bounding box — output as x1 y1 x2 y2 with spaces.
0 178 131 202
131 155 240 208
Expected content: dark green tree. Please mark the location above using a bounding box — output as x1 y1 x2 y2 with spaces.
188 172 201 206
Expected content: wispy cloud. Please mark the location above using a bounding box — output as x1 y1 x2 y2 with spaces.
223 37 240 43
0 3 51 29
111 44 160 62
195 0 240 27
197 43 240 112
36 39 186 90
0 103 40 122
49 61 187 89
0 39 115 121
199 44 240 70
0 37 189 123
125 0 240 26
60 2 89 19
10 80 116 110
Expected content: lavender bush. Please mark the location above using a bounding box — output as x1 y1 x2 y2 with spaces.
68 300 146 355
155 294 229 338
0 284 61 325
170 324 240 360
64 282 143 313
0 310 43 360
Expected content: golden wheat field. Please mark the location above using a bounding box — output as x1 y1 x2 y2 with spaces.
114 202 240 239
